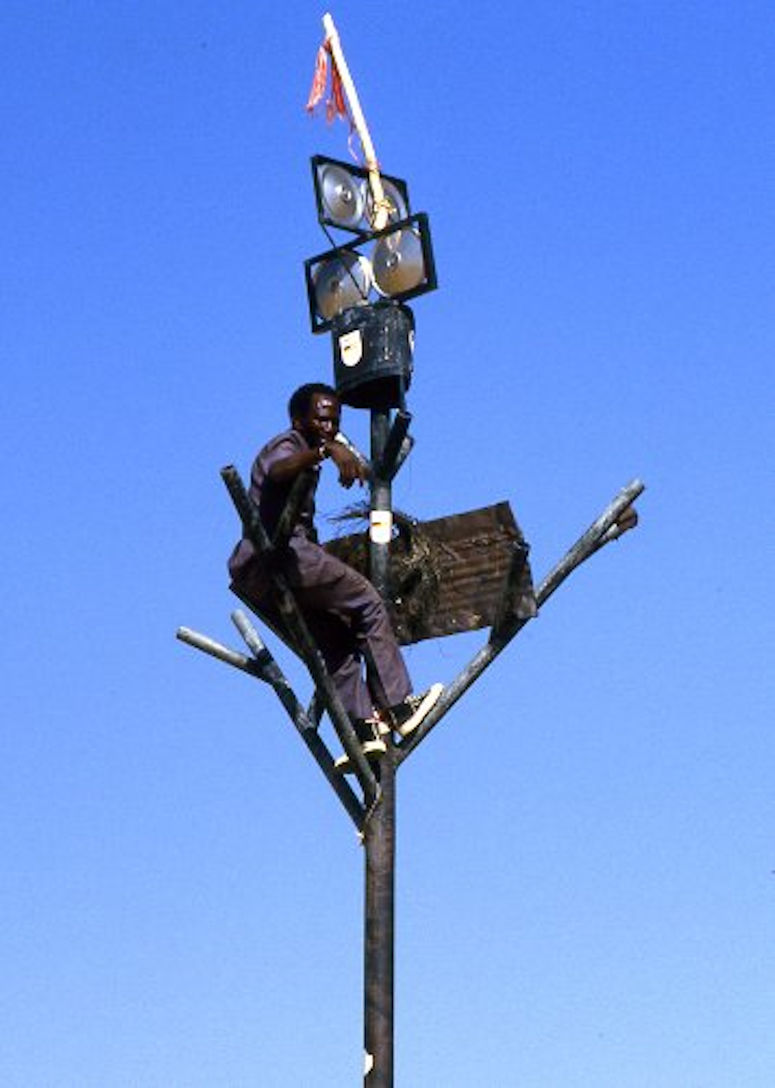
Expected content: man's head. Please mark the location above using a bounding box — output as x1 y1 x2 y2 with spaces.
288 382 341 447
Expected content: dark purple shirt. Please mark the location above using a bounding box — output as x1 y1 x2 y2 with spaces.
228 427 320 586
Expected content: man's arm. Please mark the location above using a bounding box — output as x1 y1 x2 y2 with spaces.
267 445 326 485
269 441 368 490
326 440 369 488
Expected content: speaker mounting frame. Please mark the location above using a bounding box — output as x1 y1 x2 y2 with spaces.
304 212 437 334
311 155 411 236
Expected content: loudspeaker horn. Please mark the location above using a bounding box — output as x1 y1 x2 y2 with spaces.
317 162 366 231
372 226 425 296
312 252 372 320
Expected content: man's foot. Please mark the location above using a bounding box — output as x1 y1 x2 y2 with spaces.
334 717 388 774
373 713 392 737
390 683 444 738
333 738 387 774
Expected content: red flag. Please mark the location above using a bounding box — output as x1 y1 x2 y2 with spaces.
305 38 348 124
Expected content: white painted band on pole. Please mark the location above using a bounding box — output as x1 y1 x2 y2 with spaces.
369 510 392 545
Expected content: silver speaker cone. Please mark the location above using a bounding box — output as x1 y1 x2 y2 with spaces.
318 163 366 230
372 228 424 296
312 252 372 320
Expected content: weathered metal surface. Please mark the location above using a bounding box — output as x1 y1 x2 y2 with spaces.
179 466 645 1086
364 408 395 1087
325 501 537 644
175 619 365 831
396 478 646 763
363 748 395 1088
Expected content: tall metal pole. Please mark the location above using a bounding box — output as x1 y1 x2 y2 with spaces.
364 407 396 1086
179 452 643 1085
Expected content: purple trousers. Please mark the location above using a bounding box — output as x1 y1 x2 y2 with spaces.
231 536 411 719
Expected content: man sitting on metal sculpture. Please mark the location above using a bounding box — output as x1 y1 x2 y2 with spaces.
228 382 442 769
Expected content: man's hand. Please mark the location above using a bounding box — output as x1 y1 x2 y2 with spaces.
327 441 369 488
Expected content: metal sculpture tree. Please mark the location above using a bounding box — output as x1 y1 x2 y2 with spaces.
177 14 644 1086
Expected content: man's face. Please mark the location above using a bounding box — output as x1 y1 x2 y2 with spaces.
296 393 341 447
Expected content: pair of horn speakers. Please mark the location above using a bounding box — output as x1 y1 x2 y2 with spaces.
304 156 437 334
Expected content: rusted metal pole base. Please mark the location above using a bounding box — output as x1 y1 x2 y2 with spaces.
364 751 396 1085
364 407 396 1086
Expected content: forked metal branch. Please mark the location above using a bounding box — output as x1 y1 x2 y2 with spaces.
220 464 379 802
396 478 645 763
177 476 644 800
176 620 365 830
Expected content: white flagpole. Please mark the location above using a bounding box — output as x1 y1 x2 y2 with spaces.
322 13 390 231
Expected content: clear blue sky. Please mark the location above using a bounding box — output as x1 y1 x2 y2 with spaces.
2 2 773 1085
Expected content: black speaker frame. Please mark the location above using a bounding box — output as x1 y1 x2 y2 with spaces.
303 212 437 334
310 155 411 235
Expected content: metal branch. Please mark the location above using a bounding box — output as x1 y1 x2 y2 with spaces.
307 688 326 730
231 611 366 831
176 622 365 830
489 542 535 642
534 479 644 608
220 465 380 802
231 610 305 716
376 410 411 481
396 478 645 764
385 435 414 483
177 626 261 675
272 470 316 550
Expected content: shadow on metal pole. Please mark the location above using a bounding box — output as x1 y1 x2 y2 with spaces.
364 407 395 1086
